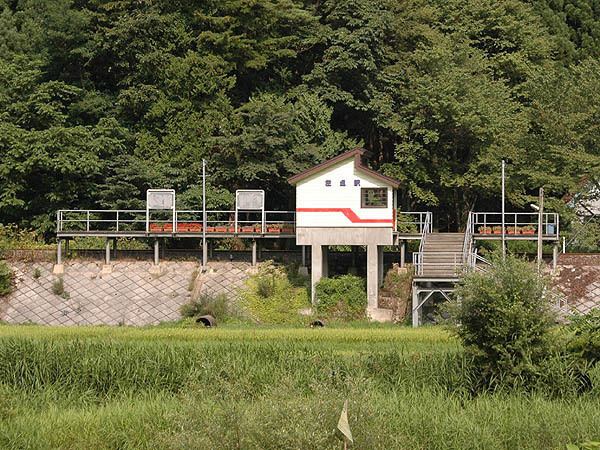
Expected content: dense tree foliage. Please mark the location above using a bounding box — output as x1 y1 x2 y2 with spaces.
1 0 600 235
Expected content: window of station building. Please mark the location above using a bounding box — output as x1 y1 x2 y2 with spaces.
361 188 387 208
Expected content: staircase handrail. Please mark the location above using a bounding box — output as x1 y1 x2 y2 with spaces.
462 211 474 267
416 213 431 275
472 252 491 273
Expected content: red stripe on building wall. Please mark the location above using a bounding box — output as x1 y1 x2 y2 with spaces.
296 208 393 224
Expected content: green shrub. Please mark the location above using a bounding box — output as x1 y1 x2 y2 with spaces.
0 224 52 250
180 294 230 322
0 261 14 296
239 263 309 324
256 274 276 298
69 236 149 250
51 278 64 296
454 255 557 391
567 310 600 366
315 275 367 320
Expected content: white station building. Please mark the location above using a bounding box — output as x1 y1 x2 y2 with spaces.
288 147 400 320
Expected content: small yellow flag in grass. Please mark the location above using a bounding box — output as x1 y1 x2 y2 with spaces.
337 399 353 446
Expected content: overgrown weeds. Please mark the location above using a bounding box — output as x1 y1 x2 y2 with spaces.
0 261 14 296
180 293 231 322
51 278 65 296
450 254 595 396
238 262 310 324
315 275 366 320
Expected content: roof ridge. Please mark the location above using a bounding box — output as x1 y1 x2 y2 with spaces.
288 148 400 188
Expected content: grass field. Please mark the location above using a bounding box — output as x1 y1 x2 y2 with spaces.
0 323 598 449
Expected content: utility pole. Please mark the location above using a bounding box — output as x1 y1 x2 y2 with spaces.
501 159 506 260
202 159 207 268
537 187 544 271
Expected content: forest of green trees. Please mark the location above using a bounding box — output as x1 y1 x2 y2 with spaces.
1 0 600 235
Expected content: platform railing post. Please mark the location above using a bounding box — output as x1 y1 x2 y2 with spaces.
154 239 159 265
202 240 208 267
400 241 406 268
57 238 62 265
105 238 111 265
86 211 90 232
412 286 419 327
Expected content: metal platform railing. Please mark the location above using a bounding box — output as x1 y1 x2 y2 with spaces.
470 212 559 238
57 209 296 235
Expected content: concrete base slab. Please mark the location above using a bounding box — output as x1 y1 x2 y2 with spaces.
52 264 64 275
297 226 392 246
297 266 309 276
368 308 393 322
101 265 112 275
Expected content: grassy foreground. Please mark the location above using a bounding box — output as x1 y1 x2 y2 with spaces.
0 324 598 449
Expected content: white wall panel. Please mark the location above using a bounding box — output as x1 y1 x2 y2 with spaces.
295 159 394 228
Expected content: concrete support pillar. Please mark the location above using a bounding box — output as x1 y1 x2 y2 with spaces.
400 241 406 268
301 245 306 267
153 239 159 265
310 244 324 305
202 240 208 268
366 244 378 311
412 285 419 327
53 238 64 274
105 238 111 265
251 240 257 266
57 238 62 265
553 244 559 272
378 245 384 286
322 246 329 278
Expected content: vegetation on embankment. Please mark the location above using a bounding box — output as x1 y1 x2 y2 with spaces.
0 324 598 449
0 261 14 296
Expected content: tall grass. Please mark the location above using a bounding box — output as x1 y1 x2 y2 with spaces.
0 324 598 449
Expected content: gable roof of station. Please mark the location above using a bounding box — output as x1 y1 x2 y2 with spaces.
287 147 401 188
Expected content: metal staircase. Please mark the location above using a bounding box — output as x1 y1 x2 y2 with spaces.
415 233 466 279
411 214 492 326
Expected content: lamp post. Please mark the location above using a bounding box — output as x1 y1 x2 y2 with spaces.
501 160 506 260
530 187 544 272
202 159 207 268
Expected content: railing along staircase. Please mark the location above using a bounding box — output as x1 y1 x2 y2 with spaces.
414 213 489 278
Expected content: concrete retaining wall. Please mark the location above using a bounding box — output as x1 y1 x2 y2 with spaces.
555 254 600 314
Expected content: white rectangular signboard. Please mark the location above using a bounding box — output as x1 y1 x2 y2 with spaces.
236 190 264 210
147 189 175 210
146 189 176 233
